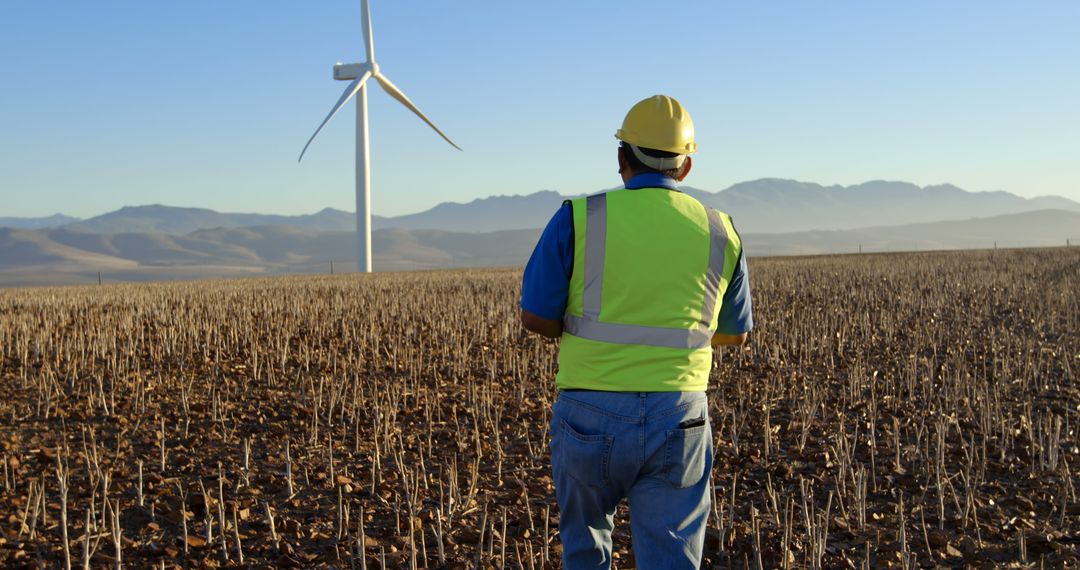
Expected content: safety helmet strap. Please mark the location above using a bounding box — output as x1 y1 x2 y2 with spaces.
626 143 686 171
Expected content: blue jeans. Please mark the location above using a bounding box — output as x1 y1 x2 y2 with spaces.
550 391 713 569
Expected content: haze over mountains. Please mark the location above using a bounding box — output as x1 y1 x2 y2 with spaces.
11 179 1080 235
0 214 81 230
2 179 1078 286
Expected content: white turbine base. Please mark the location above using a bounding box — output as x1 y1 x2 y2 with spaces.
356 83 372 273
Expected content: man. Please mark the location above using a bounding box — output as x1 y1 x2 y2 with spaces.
520 95 753 569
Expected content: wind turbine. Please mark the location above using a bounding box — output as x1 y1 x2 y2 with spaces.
299 0 460 273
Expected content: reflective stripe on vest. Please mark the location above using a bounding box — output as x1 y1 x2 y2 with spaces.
562 192 729 350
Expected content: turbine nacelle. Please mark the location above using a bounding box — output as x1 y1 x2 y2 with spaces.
333 62 368 81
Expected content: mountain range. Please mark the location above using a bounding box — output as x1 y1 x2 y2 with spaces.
7 179 1079 236
1 208 1077 287
2 179 1078 286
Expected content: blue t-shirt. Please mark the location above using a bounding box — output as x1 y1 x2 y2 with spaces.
521 173 754 335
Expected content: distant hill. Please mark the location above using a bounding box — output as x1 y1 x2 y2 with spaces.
6 179 1075 236
2 210 1078 287
371 191 583 232
699 179 1080 233
60 205 361 235
0 213 80 230
743 209 1080 256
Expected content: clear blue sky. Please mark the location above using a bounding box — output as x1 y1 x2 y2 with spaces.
2 1 1077 218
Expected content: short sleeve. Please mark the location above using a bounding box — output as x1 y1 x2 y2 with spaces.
715 252 754 335
520 203 574 320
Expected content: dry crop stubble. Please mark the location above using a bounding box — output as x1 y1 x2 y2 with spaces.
0 248 1077 568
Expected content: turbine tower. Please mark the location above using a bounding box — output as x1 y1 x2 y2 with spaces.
299 0 460 273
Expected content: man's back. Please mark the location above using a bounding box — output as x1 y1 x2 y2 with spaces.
557 186 744 392
520 95 754 569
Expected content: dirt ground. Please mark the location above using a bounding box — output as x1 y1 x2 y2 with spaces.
1 247 1078 568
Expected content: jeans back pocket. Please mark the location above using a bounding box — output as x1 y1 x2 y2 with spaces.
557 419 614 488
663 421 710 488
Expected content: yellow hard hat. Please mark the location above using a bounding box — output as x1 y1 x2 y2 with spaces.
615 95 697 155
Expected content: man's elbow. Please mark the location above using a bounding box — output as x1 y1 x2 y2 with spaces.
712 331 749 347
520 309 563 338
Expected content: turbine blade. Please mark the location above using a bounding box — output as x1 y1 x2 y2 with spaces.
374 72 461 150
361 0 375 63
298 71 373 162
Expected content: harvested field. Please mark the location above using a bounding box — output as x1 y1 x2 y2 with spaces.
1 247 1078 568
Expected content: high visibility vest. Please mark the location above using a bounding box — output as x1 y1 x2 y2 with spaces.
556 187 742 392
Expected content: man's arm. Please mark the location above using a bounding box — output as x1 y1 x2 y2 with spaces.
712 331 748 347
521 309 563 338
712 250 754 347
520 203 574 338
